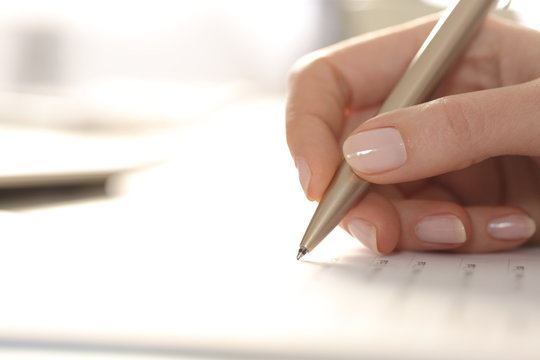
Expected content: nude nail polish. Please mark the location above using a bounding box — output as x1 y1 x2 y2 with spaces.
348 218 379 253
415 215 466 244
343 127 407 174
487 214 536 240
295 158 311 196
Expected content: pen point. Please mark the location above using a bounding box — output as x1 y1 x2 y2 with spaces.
296 247 307 261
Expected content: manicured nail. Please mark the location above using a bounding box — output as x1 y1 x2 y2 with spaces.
415 215 466 244
343 127 406 174
348 218 379 253
295 158 311 197
487 214 536 240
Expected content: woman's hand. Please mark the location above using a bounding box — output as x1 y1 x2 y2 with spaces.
286 15 540 254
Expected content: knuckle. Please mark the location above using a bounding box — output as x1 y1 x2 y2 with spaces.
287 51 327 88
436 96 484 145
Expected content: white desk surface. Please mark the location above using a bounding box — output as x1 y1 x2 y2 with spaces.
0 96 538 360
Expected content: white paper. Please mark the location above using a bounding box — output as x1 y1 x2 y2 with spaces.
0 97 538 360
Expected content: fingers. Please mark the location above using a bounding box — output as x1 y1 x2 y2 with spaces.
456 207 536 253
393 201 535 253
286 56 347 201
342 195 535 254
286 14 441 200
342 80 540 184
340 190 401 254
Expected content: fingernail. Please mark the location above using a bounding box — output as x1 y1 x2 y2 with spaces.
343 127 406 174
295 158 311 197
348 219 379 253
487 214 536 240
415 215 466 244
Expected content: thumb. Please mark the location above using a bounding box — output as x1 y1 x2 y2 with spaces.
342 80 540 184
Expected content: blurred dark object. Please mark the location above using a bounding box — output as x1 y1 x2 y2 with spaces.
0 180 109 210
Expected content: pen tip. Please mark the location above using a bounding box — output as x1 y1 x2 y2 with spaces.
296 247 307 261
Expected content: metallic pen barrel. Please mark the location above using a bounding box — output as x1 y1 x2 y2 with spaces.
297 0 498 259
297 164 369 260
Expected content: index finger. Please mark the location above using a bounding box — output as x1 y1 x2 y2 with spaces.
286 14 438 200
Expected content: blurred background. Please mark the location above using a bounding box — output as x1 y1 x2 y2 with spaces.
0 0 536 195
0 0 536 134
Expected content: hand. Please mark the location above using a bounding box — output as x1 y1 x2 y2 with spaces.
286 14 540 254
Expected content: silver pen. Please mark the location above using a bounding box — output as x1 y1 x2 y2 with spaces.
297 0 498 260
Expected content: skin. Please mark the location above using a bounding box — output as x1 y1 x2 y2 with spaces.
286 14 540 254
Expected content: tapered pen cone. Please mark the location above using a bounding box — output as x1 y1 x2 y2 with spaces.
297 164 370 257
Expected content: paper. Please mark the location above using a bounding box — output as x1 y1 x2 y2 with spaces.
0 97 538 360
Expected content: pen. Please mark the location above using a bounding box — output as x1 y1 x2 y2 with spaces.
297 0 498 260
